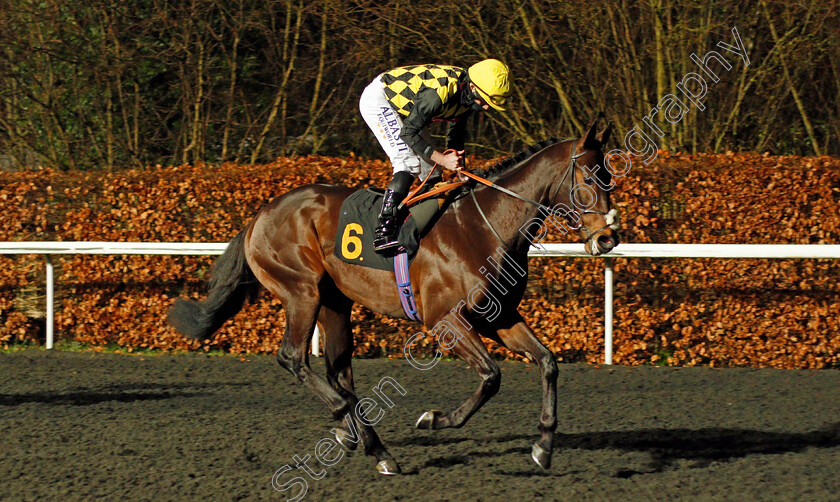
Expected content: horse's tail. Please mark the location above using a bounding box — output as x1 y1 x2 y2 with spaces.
168 230 260 340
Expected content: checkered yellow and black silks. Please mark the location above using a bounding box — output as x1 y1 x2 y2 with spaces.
380 65 471 119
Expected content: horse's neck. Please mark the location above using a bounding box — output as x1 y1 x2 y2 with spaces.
472 145 560 253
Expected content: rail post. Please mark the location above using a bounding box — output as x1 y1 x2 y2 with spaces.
604 258 613 365
46 255 54 349
311 325 320 357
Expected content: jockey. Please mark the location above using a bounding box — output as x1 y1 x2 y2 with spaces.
359 59 511 253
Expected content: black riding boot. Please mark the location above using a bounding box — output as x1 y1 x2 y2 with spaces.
373 171 414 253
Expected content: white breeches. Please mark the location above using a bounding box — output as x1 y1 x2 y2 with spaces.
359 76 436 179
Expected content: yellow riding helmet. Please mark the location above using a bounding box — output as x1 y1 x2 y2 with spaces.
467 59 511 111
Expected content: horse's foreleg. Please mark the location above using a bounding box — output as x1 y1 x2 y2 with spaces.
415 317 501 430
492 314 557 469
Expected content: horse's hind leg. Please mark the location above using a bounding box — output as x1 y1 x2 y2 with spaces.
320 308 355 397
488 312 557 470
274 283 399 474
274 292 344 414
319 306 358 452
318 285 356 396
317 288 364 453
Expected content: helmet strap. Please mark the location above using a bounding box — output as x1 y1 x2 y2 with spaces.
463 81 486 112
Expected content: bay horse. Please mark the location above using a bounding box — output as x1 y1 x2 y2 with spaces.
169 119 619 475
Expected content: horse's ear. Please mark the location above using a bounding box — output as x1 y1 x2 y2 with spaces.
578 118 600 150
595 121 613 147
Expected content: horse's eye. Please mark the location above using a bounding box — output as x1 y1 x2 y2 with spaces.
584 176 594 185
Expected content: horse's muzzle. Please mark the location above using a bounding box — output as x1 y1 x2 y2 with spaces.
596 233 619 254
584 208 620 256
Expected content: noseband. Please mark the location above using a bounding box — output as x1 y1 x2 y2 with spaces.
469 142 619 249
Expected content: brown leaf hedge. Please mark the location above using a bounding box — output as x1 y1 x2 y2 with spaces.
2 152 839 368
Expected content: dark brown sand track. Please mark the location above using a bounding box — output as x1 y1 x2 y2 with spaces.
1 351 839 501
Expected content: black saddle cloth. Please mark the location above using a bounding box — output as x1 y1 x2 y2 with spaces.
334 189 444 271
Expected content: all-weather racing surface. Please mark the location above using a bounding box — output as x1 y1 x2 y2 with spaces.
1 351 839 501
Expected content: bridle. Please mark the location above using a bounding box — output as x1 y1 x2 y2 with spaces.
467 141 619 249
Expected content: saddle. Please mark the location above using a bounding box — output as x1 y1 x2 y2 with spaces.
334 175 472 322
333 187 451 272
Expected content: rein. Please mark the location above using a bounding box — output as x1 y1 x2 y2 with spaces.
465 143 618 249
398 141 619 249
401 151 550 210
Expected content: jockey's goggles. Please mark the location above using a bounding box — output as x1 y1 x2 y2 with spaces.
471 81 508 110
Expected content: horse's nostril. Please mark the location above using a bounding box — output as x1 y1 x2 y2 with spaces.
598 235 616 251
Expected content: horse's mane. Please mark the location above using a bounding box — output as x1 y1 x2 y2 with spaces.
470 137 561 181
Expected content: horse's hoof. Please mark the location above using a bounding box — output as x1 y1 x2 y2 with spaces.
531 443 552 470
415 410 442 430
376 459 401 475
334 427 358 451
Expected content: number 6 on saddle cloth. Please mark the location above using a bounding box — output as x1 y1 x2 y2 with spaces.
334 188 449 272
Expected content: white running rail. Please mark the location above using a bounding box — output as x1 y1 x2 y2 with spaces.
2 242 839 363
